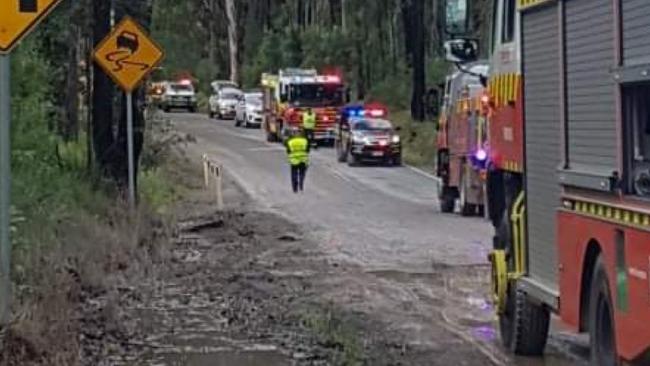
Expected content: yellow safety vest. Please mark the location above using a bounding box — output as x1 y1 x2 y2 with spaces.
303 111 316 129
287 136 309 165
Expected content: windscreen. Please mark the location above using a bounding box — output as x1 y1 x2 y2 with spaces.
246 94 263 105
288 83 344 107
221 93 241 100
352 119 392 131
170 84 193 92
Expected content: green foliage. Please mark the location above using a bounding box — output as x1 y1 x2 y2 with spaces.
391 111 438 169
139 168 178 214
303 308 365 366
10 38 111 263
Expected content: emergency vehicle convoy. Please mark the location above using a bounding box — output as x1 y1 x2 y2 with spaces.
445 0 650 364
436 62 490 216
261 68 346 144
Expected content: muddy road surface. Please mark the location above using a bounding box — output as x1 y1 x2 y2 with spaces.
106 112 589 365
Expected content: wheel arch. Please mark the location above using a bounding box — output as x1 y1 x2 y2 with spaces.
579 239 603 333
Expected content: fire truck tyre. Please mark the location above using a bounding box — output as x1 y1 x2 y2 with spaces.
439 186 455 213
589 256 619 366
460 172 477 216
392 155 402 167
500 288 550 356
478 204 486 218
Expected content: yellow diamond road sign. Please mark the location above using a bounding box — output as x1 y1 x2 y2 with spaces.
0 0 62 54
94 17 164 92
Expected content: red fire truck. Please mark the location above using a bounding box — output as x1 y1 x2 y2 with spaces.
436 62 490 216
445 0 650 364
261 68 347 144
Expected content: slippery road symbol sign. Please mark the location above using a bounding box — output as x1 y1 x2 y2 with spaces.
93 17 164 92
0 0 62 54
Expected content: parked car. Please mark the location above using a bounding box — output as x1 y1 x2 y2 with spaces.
160 81 197 113
235 92 263 128
209 87 243 119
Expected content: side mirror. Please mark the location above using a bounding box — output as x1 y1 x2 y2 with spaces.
445 0 469 35
444 38 479 64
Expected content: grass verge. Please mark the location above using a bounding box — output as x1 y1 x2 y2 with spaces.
303 307 365 366
390 110 438 171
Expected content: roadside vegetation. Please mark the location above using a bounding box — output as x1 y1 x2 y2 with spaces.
4 25 180 366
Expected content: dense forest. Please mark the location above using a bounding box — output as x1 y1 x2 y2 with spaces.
151 0 490 120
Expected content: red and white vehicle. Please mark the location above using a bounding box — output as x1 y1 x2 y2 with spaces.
436 62 490 216
446 0 650 364
261 68 347 144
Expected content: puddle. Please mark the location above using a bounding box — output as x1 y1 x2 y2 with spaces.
151 350 289 366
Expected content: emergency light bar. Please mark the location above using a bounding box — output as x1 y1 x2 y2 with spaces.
344 107 387 118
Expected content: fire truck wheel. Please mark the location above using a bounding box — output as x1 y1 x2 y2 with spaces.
500 288 550 356
460 171 477 216
588 256 619 366
439 186 455 213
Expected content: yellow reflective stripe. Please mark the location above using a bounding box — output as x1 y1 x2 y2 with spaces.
565 199 650 229
517 0 554 11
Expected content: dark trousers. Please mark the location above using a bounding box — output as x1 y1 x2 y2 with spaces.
304 128 315 147
290 163 308 193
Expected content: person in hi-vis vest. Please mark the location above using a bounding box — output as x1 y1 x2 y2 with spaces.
302 107 316 148
285 127 310 193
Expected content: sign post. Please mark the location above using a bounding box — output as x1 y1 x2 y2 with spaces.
126 92 135 207
93 17 164 207
0 0 63 337
0 55 10 329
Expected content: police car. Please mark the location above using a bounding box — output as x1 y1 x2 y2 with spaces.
335 104 401 166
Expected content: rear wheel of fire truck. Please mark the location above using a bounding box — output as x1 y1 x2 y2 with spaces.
459 169 477 216
497 217 550 356
589 256 618 366
439 186 455 213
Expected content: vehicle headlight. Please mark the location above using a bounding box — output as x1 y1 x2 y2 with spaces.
352 133 366 143
392 135 400 143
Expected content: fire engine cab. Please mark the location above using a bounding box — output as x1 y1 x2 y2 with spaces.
445 0 650 364
261 68 347 144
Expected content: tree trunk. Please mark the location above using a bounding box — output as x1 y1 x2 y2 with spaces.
410 0 426 121
92 0 115 177
225 0 239 83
